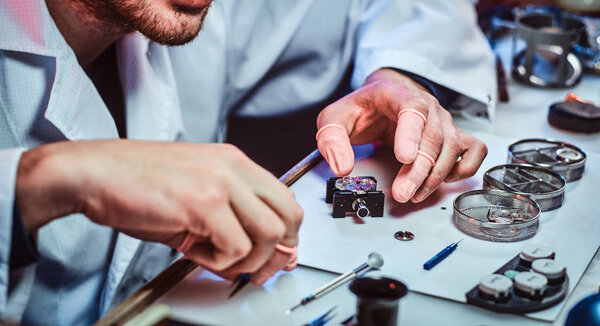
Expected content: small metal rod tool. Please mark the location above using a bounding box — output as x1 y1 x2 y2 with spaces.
423 239 463 270
286 252 384 314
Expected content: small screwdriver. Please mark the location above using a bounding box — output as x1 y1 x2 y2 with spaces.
286 252 384 314
423 239 463 270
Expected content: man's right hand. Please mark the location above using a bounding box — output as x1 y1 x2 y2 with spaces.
15 140 303 276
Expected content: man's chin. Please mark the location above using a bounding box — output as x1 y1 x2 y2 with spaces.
137 8 206 46
144 23 203 46
110 0 211 46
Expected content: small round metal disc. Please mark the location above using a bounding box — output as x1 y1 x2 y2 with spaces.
394 231 414 241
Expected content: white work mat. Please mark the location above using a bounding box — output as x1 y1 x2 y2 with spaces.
292 132 600 322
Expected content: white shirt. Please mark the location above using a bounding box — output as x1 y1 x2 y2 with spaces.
0 0 495 324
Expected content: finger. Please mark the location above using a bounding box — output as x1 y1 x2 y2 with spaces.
392 107 443 202
283 246 298 271
411 140 462 202
316 124 354 176
184 204 252 272
391 152 435 203
249 244 297 285
218 187 286 275
394 108 428 163
254 187 303 248
236 162 304 248
445 135 488 183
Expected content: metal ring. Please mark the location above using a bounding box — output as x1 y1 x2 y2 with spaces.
394 231 415 241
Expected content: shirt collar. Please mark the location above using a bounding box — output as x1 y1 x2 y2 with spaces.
1 0 120 140
0 0 184 142
0 0 62 57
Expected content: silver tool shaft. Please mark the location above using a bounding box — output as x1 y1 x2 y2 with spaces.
286 252 384 314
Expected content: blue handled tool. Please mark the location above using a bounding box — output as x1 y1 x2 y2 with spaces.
303 306 337 326
228 273 250 298
423 239 463 270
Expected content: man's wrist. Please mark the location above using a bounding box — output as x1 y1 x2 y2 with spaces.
16 142 81 234
364 68 429 93
365 68 459 108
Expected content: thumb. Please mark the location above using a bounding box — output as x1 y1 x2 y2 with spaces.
316 124 354 176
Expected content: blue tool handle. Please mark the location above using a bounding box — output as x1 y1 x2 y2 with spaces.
423 244 456 270
301 294 315 305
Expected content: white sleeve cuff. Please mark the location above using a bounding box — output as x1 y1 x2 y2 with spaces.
351 49 497 121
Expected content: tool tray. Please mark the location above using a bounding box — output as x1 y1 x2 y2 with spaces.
465 254 569 313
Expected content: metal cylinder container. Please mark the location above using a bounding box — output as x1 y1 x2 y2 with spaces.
453 189 541 242
507 138 586 182
484 164 566 211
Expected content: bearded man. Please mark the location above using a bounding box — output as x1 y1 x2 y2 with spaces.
0 0 494 324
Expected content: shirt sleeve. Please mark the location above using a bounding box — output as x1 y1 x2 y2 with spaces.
352 0 497 120
10 201 38 271
0 148 26 316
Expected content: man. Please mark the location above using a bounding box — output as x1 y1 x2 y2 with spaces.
0 0 494 324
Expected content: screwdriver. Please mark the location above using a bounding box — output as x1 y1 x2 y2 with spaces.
286 252 384 314
423 239 463 270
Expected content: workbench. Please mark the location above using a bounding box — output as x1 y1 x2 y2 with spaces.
97 41 600 326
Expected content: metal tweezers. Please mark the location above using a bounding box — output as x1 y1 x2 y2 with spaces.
228 273 250 298
227 243 297 299
303 306 337 326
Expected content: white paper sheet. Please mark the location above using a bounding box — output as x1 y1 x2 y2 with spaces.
292 132 600 322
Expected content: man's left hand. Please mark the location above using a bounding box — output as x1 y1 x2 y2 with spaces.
316 68 487 203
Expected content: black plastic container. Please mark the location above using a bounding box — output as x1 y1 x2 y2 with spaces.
349 277 408 326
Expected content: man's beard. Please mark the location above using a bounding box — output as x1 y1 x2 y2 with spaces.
78 0 209 46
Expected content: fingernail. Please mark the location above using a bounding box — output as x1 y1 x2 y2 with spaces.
284 252 298 271
395 183 416 203
408 184 419 199
326 147 341 175
413 187 430 202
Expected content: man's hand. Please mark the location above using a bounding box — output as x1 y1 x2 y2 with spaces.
316 68 487 203
16 140 303 278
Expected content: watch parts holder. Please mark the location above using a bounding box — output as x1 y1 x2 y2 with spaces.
508 138 586 182
484 164 566 211
453 189 541 242
326 176 385 218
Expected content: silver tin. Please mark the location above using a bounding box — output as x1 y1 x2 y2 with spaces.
453 189 541 242
483 164 566 211
507 138 586 182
